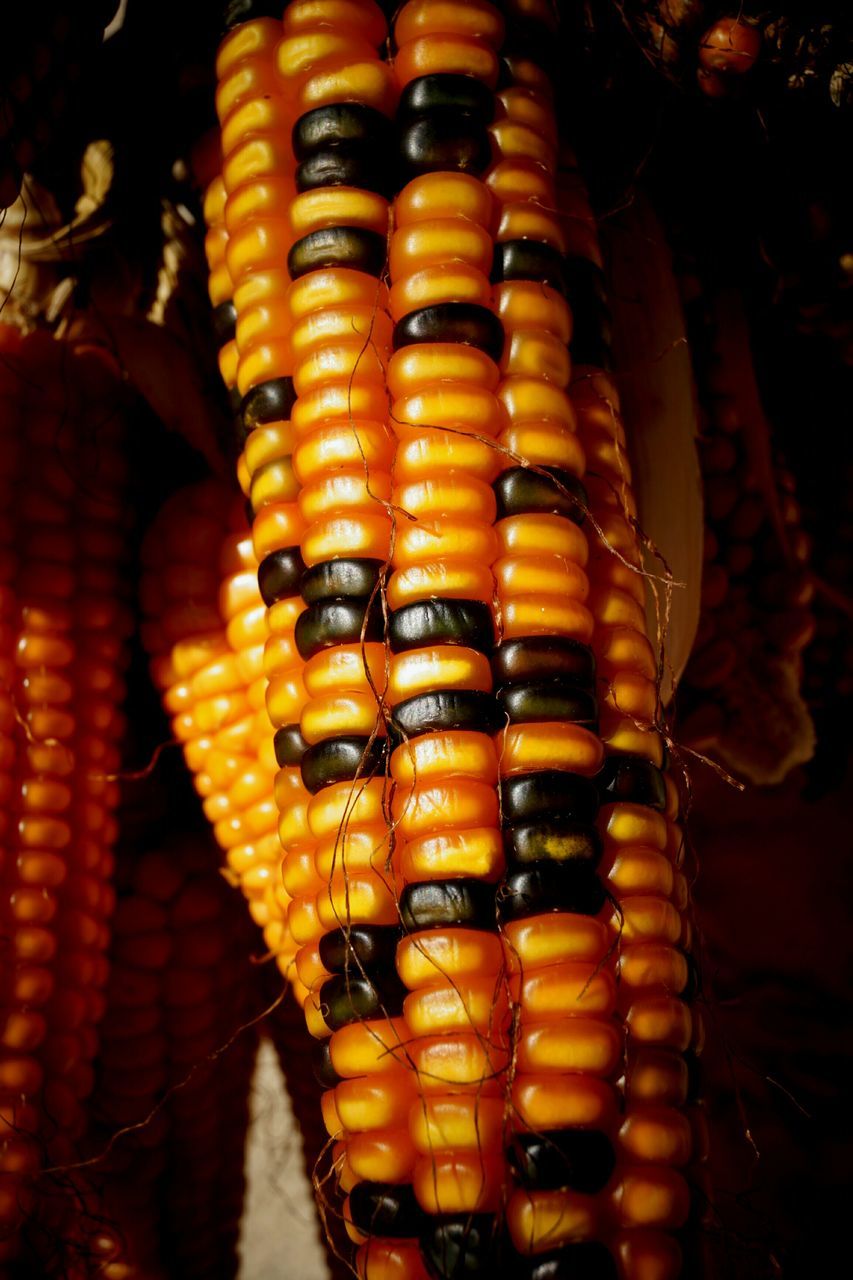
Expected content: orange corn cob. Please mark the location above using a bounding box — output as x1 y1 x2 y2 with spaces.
140 478 300 991
0 326 128 1268
208 2 706 1275
91 835 258 1280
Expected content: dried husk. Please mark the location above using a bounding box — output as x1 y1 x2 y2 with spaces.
602 191 703 704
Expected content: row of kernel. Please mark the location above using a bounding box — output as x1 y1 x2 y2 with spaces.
271 6 416 1276
214 4 308 999
92 837 257 1278
219 509 301 985
567 159 697 1280
483 10 620 1277
0 332 125 1264
381 5 509 1279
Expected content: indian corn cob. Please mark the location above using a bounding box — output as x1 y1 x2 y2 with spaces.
91 834 257 1280
208 1 704 1275
140 478 300 990
0 325 128 1269
0 3 116 209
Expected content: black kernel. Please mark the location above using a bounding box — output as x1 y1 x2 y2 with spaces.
514 1242 619 1280
319 925 400 975
296 145 396 197
301 557 384 604
494 466 587 524
287 227 387 280
300 735 388 794
498 863 606 922
257 547 306 606
313 1038 342 1089
492 637 595 690
392 690 503 740
349 1180 426 1238
498 681 597 727
212 300 237 346
500 771 599 825
273 723 308 769
509 1129 616 1194
401 879 496 932
389 599 494 655
492 240 566 294
222 0 282 33
597 755 667 811
421 1214 498 1279
294 597 384 660
319 971 407 1031
399 112 491 180
399 75 494 121
393 302 504 361
240 377 296 430
503 820 602 867
293 104 393 159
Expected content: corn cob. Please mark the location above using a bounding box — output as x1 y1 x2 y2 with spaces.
0 4 116 209
207 3 706 1275
140 478 300 990
0 326 127 1268
91 834 257 1280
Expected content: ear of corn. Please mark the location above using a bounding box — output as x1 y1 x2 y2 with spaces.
0 326 128 1269
0 4 116 209
90 834 258 1280
140 478 301 992
208 2 703 1275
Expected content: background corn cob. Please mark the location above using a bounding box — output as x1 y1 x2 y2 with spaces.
0 3 117 209
137 473 343 1279
90 832 257 1280
0 325 128 1271
140 478 300 990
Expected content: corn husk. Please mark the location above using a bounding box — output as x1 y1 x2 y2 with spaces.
602 192 703 704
